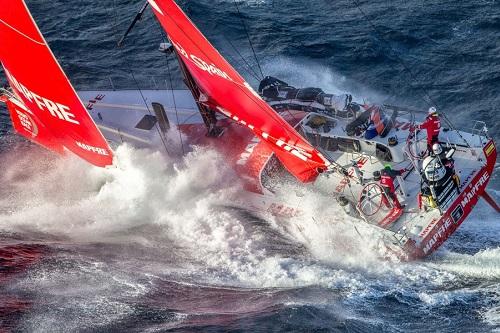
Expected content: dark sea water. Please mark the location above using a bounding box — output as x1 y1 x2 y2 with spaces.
1 0 499 332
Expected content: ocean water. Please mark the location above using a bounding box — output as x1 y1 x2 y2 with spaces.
1 0 499 332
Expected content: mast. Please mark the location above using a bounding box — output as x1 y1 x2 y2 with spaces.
117 1 222 137
174 51 223 137
147 0 330 183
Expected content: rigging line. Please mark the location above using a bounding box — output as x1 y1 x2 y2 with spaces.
154 3 327 174
165 55 186 155
111 0 170 155
221 36 261 79
130 67 171 155
344 178 365 239
151 18 187 155
225 52 262 82
223 36 263 81
158 8 303 145
351 0 471 148
233 0 265 79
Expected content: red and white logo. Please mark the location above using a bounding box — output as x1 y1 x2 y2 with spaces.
15 109 38 137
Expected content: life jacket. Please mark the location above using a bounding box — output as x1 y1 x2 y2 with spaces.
421 115 441 139
380 171 396 192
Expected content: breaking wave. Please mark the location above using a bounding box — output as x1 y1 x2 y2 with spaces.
0 142 383 285
0 140 498 331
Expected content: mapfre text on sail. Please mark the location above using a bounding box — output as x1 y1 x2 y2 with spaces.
4 68 79 125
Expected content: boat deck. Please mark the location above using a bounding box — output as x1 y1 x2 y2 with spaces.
77 89 493 255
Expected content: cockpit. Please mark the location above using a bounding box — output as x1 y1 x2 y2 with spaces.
297 112 406 164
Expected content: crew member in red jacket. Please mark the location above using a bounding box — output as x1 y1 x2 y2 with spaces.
379 165 406 209
418 107 441 149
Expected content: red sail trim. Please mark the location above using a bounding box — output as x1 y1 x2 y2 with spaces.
149 0 329 182
0 0 113 167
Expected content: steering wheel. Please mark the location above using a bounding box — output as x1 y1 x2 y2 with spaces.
406 127 427 160
358 183 384 217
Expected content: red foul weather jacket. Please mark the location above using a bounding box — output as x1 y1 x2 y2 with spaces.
380 169 406 193
419 114 441 143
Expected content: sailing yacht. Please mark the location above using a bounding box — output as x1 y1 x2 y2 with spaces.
0 0 497 259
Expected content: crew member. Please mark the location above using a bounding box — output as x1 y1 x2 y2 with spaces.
369 106 385 136
432 143 460 187
431 143 454 169
379 164 406 209
418 106 441 149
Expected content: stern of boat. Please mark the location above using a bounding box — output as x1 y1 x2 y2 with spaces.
401 135 497 259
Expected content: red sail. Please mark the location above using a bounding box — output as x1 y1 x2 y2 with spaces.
148 0 329 182
5 98 65 154
0 0 113 167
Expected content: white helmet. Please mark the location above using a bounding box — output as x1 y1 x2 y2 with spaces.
428 106 437 115
432 143 443 155
423 156 446 181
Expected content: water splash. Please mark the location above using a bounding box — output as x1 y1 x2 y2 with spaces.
0 141 498 331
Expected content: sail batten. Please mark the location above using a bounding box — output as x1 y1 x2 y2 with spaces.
149 0 329 182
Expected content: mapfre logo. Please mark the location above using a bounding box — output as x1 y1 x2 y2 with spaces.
15 109 38 137
76 141 109 156
422 170 490 254
4 68 79 125
460 172 490 208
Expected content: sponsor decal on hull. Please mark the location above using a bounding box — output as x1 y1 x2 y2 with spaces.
410 138 496 258
85 94 105 110
421 170 491 255
460 173 490 208
267 203 300 218
418 218 439 238
422 217 454 254
485 141 495 157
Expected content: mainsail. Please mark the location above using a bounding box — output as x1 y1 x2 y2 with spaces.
148 0 330 182
0 0 113 167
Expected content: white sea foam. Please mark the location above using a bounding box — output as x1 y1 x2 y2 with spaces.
0 144 365 290
483 290 500 333
0 144 237 238
1 137 498 331
428 248 500 279
1 141 497 283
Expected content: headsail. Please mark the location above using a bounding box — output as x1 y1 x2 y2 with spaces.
148 0 329 182
0 0 113 167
